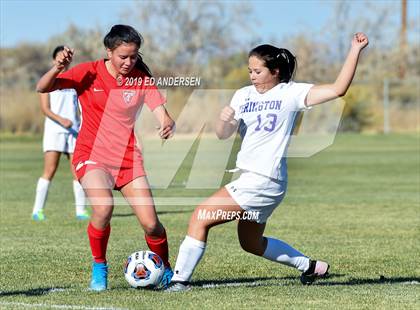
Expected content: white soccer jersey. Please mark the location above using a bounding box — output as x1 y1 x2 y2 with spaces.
44 89 80 134
230 82 313 180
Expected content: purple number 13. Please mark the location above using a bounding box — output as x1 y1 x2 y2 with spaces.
255 113 277 132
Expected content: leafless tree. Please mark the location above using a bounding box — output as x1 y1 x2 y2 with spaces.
121 0 254 77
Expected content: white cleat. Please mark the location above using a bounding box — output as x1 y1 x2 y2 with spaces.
164 281 191 292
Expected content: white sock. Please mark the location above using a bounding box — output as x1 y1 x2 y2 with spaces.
73 180 86 215
172 235 206 282
262 237 310 272
32 178 50 214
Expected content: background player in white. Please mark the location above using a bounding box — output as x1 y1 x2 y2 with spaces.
166 32 369 291
32 46 88 221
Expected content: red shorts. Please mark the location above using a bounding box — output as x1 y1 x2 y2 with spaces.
74 160 146 190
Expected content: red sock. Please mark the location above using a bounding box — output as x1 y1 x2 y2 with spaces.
87 222 111 263
145 229 170 268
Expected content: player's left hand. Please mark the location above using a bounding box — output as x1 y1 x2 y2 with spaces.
351 32 369 51
158 119 175 139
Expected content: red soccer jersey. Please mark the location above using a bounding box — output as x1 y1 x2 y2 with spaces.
57 59 165 169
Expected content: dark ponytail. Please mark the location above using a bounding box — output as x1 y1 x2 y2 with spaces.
135 54 152 77
248 44 296 83
103 24 152 77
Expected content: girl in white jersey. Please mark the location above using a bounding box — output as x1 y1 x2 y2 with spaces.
31 46 88 221
167 33 369 291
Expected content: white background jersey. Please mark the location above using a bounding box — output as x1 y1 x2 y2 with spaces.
44 89 80 134
230 82 313 180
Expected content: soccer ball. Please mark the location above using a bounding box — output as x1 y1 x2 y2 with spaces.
124 250 164 288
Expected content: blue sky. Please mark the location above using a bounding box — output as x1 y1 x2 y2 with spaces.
1 0 419 47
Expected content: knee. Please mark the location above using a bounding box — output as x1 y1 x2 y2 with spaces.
143 221 163 236
239 239 255 254
91 208 112 225
189 206 211 229
42 167 57 180
239 238 264 256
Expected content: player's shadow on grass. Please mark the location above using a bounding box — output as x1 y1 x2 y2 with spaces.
0 287 68 297
191 274 358 288
192 276 304 288
316 276 420 286
191 275 419 288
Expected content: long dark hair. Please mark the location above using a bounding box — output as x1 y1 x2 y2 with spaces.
248 44 296 83
103 24 152 77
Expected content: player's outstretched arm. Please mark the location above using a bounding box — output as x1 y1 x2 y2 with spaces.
216 106 238 139
306 33 369 107
36 46 74 93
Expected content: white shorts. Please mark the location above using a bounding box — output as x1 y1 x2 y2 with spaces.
225 171 287 223
43 130 77 153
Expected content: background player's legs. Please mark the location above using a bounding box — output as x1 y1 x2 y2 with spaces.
32 151 61 220
68 153 88 219
172 187 243 283
237 220 309 272
120 176 170 268
41 151 61 180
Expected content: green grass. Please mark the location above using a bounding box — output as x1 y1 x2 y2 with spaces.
0 133 419 309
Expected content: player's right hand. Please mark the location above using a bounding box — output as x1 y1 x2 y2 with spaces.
220 106 235 122
55 46 74 70
60 118 73 129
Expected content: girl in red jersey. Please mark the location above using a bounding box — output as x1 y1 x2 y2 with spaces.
36 25 175 291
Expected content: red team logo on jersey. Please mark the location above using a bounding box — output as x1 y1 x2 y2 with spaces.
123 90 136 104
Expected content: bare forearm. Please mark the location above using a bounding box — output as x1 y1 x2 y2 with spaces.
42 108 63 124
332 48 360 96
39 93 64 124
306 33 368 106
216 120 237 139
36 66 61 93
307 49 361 106
153 105 171 126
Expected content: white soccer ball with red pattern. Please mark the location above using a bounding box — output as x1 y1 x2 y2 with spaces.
124 250 164 288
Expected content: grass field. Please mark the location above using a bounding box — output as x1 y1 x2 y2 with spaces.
0 133 419 309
